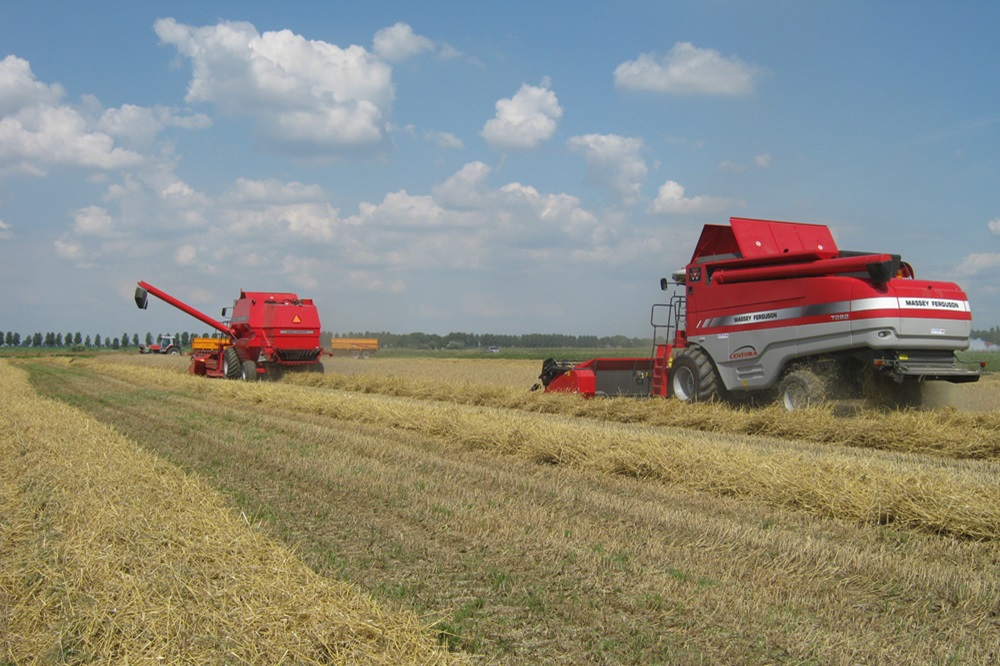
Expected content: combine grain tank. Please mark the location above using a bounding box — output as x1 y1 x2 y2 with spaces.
540 217 981 409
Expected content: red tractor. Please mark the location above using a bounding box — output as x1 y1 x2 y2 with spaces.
540 217 981 409
134 281 325 380
138 334 181 355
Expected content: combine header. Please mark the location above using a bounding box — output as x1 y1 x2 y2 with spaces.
541 217 981 409
134 281 325 380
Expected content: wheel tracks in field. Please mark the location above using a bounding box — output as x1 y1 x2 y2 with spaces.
48 358 1000 541
0 359 468 665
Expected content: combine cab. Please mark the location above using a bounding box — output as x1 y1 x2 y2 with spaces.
541 217 981 409
135 281 325 380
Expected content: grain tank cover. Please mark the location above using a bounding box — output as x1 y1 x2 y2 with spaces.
691 217 840 263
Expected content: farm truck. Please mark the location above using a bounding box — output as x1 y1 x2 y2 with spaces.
134 281 325 380
540 217 981 409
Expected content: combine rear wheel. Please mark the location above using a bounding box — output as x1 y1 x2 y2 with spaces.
223 347 242 380
778 368 827 411
670 348 719 402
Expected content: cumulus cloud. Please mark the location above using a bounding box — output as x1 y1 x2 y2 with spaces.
481 80 562 151
373 22 435 62
568 134 647 206
649 180 743 215
174 244 198 266
72 206 116 236
956 252 1000 277
987 218 1000 236
0 218 12 240
155 18 394 151
0 58 147 174
54 238 83 260
425 130 464 149
95 103 211 150
0 55 64 114
0 56 175 174
614 42 764 96
718 153 773 173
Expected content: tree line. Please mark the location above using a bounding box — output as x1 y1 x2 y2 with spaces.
1 329 651 351
332 331 652 350
972 327 1000 345
0 331 218 350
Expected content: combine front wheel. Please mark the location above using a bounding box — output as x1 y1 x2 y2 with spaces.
670 348 719 402
241 360 258 381
223 347 242 380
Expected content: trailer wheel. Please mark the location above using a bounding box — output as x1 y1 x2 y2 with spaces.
670 348 719 402
778 368 827 411
223 347 242 380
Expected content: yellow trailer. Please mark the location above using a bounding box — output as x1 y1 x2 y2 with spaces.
329 338 379 359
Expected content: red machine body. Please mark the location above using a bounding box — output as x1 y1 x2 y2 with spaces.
134 281 325 380
540 217 980 408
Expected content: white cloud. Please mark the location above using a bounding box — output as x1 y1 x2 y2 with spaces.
155 18 394 150
54 239 83 260
432 161 492 208
614 42 764 96
987 218 1000 236
0 55 64 115
373 23 435 63
481 80 562 151
568 134 647 205
649 180 743 215
0 218 12 240
425 130 464 149
95 103 211 150
0 101 145 172
718 153 773 173
0 56 158 174
956 252 1000 277
174 244 198 266
220 177 327 205
73 206 115 236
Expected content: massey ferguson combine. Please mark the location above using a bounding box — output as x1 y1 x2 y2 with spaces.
134 281 324 380
541 217 981 409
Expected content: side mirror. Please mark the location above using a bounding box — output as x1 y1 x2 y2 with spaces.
134 287 149 310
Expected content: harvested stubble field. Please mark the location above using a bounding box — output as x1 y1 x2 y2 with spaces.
4 353 1000 664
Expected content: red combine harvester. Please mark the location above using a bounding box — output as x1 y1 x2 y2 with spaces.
540 217 981 409
134 281 325 380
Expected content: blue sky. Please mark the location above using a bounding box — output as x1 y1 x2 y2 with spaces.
1 1 999 341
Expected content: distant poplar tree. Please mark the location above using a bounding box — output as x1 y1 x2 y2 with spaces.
94 334 102 348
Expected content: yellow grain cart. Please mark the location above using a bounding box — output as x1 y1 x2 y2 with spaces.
189 337 233 376
329 338 379 359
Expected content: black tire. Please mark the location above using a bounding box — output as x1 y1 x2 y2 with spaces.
778 368 827 411
670 348 719 402
223 347 242 380
241 359 258 381
166 346 181 356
